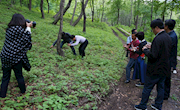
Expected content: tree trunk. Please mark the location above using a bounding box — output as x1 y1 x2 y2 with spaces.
53 0 73 24
29 0 32 10
162 0 167 21
117 8 120 24
82 0 86 32
20 0 23 6
70 0 77 25
170 0 175 19
57 0 65 56
63 0 72 15
71 0 88 26
40 0 45 19
101 0 105 22
90 0 94 22
47 0 50 13
151 0 153 22
129 0 133 26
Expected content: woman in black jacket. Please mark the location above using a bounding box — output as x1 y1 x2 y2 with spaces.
0 14 32 98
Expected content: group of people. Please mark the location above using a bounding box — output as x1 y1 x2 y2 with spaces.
0 13 178 110
0 13 89 98
124 19 178 110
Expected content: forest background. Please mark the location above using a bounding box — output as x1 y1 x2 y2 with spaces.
0 0 180 109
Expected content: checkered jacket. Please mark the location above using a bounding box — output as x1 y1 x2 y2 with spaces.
0 26 32 70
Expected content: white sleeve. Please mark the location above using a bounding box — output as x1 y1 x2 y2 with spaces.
25 27 31 34
70 38 80 46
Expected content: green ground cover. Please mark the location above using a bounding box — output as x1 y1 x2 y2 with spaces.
0 3 126 110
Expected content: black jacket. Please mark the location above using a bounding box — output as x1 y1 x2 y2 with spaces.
143 31 172 77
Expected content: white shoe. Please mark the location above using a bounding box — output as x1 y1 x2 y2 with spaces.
173 70 177 74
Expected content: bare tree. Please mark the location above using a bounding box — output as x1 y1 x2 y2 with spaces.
82 0 87 32
53 0 72 24
47 0 50 13
57 0 65 56
70 0 77 25
162 0 167 21
151 0 154 22
40 0 45 19
71 0 88 26
29 0 32 10
101 0 105 22
90 0 95 22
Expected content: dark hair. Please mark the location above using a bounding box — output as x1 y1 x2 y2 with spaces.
165 19 176 30
131 29 137 34
8 14 26 29
150 19 164 29
135 32 144 40
70 35 75 39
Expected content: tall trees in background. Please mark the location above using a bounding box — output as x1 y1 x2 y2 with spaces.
82 0 87 32
90 0 95 22
70 0 77 25
29 0 31 10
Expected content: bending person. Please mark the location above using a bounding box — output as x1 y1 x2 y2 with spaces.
0 14 32 98
50 32 76 55
68 35 88 58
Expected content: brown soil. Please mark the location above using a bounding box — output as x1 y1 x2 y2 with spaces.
98 28 180 110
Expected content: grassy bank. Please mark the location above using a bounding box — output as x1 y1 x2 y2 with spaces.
0 2 126 110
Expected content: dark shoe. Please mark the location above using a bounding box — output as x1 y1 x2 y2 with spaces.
125 80 130 83
135 82 144 87
151 104 161 110
134 105 147 110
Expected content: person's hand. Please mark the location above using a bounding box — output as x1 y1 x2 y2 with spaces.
146 44 151 49
50 45 53 48
26 21 33 27
142 46 147 51
68 43 71 46
123 44 128 49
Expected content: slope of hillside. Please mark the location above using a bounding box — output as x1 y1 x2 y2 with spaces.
0 3 126 109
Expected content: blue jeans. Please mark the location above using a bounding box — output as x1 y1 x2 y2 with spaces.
126 58 136 80
138 75 166 109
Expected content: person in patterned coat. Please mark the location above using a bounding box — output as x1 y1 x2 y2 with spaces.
0 14 32 98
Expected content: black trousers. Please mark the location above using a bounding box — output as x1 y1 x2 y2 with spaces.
164 74 171 99
0 60 26 98
79 40 88 57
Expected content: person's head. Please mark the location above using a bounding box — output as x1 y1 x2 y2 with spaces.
8 13 26 29
135 32 144 40
150 19 164 35
164 19 176 32
70 35 76 41
131 29 137 40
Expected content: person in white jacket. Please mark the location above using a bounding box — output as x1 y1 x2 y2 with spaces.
68 35 88 58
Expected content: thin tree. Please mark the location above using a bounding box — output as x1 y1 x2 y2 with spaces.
101 0 105 22
53 0 72 24
161 0 167 21
151 0 154 22
90 0 95 22
82 0 86 32
40 0 45 19
70 0 77 25
47 0 50 13
29 0 32 10
71 0 88 26
57 0 65 56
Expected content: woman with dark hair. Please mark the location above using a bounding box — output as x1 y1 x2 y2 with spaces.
0 13 33 98
132 32 147 87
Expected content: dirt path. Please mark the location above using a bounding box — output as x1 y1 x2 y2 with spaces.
98 28 180 110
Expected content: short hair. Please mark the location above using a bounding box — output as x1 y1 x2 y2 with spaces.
131 29 137 34
70 35 75 39
165 19 176 30
135 32 144 40
8 13 26 29
150 19 164 29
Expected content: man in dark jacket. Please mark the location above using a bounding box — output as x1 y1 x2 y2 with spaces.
50 32 76 55
135 19 172 110
164 19 178 100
